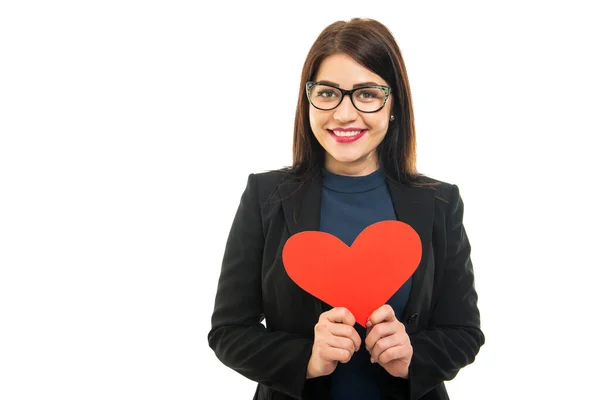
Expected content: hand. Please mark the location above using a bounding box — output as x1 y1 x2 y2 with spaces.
365 304 412 378
306 307 362 379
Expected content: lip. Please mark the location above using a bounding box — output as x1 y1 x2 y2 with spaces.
330 127 366 132
327 129 367 143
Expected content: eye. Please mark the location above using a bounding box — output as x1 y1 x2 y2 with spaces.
356 89 382 100
315 89 337 98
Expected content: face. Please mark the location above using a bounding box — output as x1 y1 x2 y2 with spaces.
309 53 393 176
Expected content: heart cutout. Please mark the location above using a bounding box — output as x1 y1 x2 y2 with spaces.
282 220 421 327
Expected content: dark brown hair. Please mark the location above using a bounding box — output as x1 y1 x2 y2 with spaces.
288 18 437 188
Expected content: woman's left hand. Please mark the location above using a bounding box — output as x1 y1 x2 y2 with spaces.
365 304 413 379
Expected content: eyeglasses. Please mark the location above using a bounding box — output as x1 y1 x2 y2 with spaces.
306 81 392 113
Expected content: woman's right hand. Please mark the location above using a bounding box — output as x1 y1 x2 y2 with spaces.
306 307 362 379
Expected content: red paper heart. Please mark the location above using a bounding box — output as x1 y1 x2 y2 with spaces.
282 220 421 327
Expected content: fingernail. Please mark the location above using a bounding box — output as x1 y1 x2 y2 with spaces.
370 357 375 363
366 321 372 328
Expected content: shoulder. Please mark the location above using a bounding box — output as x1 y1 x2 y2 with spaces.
410 173 459 205
414 175 469 229
252 168 292 186
238 168 301 207
245 168 295 194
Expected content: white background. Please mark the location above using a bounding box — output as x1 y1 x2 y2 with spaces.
1 1 598 399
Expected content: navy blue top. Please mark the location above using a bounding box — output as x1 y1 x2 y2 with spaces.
319 168 412 400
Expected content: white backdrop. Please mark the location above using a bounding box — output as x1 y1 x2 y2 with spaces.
1 1 598 399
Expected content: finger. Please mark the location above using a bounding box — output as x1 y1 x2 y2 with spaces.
369 334 393 362
369 334 404 362
367 304 395 327
320 346 353 364
365 321 400 351
325 335 357 355
377 344 412 365
324 307 356 326
329 324 361 352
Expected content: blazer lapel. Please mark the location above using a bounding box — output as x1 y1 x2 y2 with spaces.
278 173 325 316
386 179 436 322
278 174 322 236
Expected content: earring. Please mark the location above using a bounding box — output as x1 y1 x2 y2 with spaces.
390 115 395 121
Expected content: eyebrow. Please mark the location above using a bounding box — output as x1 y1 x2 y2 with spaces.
317 80 384 88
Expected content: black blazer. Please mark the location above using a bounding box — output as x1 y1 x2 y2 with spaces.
208 170 484 400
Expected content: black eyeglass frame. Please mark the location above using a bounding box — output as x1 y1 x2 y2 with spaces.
305 81 392 113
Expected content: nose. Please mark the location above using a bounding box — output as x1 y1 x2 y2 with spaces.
333 94 358 123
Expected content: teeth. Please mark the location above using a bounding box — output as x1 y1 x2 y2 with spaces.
332 130 363 137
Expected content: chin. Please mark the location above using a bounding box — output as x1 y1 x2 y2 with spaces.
330 153 366 165
328 151 356 161
334 157 361 164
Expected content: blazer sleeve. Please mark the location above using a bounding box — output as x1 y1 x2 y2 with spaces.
387 184 485 399
207 173 314 399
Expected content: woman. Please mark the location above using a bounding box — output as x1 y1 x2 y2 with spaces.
208 17 484 400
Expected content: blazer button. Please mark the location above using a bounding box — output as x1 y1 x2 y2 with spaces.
407 313 419 323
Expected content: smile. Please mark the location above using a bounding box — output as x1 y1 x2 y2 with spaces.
327 129 367 143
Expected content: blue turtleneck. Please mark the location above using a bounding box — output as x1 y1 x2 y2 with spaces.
319 168 412 400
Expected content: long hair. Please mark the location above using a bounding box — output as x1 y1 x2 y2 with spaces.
287 18 437 188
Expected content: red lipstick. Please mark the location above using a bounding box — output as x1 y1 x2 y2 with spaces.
327 128 367 143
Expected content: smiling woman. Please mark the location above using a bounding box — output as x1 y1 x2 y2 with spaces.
208 17 484 400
